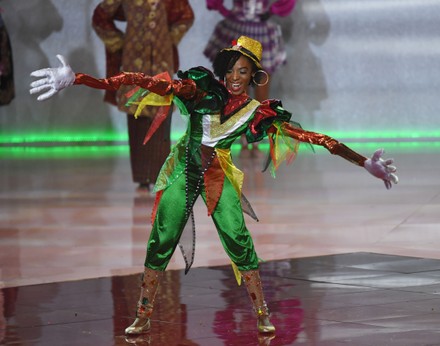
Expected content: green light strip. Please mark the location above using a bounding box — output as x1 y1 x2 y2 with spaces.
0 133 128 144
0 145 129 159
0 129 439 144
2 141 439 159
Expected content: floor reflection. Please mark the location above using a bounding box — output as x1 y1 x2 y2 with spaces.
3 253 440 345
1 144 440 344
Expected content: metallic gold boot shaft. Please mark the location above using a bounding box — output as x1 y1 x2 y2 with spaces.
125 267 162 335
241 269 276 334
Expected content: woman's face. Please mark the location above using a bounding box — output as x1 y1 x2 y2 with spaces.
225 55 253 96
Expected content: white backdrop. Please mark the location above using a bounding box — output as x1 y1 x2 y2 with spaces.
1 0 439 142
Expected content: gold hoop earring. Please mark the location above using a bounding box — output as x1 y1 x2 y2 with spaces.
252 70 269 87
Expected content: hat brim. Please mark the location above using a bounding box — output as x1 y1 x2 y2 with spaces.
221 47 263 70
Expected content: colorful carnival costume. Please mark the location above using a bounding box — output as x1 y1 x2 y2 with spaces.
30 36 398 335
204 0 296 74
69 65 379 268
92 0 194 188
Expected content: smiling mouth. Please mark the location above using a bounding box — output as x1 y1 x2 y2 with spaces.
230 83 241 91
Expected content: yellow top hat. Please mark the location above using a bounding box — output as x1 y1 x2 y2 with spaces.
222 36 263 69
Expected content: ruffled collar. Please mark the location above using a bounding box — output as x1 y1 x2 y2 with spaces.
221 91 252 123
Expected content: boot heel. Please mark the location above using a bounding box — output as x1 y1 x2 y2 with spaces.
257 314 275 333
125 317 151 335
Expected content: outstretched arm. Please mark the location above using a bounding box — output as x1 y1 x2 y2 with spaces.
278 122 398 189
30 55 197 101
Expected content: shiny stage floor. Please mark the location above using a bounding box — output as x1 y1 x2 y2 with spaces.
1 142 440 345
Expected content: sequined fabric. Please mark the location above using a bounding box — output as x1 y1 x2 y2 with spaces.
241 270 269 315
74 71 197 97
137 267 162 318
279 122 367 166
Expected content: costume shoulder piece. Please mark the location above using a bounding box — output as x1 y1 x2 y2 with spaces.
177 66 229 114
247 99 292 142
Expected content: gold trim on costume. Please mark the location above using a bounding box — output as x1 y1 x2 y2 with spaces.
209 99 260 139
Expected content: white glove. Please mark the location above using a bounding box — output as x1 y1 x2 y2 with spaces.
364 148 398 190
30 54 75 101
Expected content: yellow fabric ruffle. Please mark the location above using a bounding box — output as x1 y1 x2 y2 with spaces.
215 148 244 197
231 260 242 286
270 122 300 177
132 92 173 119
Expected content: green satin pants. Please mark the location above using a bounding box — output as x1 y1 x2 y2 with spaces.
144 171 259 272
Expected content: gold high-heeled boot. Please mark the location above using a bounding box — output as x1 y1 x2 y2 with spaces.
125 267 162 335
241 270 276 334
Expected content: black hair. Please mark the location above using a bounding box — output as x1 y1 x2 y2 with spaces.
212 50 259 86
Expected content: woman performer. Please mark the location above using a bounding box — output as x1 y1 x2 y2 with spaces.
30 36 398 335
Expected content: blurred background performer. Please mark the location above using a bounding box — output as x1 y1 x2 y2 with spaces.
0 9 14 106
92 0 194 191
